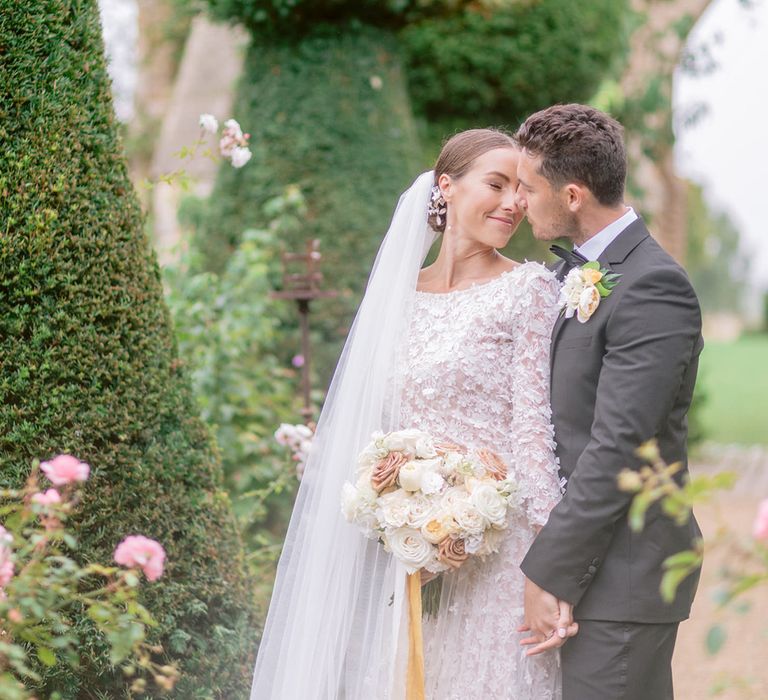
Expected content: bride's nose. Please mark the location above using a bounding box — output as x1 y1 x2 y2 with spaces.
501 188 521 215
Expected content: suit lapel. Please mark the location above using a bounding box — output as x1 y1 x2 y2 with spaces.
549 217 651 371
550 260 568 369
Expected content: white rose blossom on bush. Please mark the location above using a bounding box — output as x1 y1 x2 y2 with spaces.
341 429 521 574
274 422 315 478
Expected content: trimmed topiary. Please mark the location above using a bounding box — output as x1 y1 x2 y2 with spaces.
401 0 630 124
0 2 255 697
193 23 423 377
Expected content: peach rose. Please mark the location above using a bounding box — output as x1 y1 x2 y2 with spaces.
476 449 507 481
437 536 468 570
371 452 408 492
582 268 604 285
435 441 468 456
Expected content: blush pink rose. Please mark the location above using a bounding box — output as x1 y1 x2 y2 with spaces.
371 452 408 492
0 526 13 587
114 536 166 581
753 499 768 541
32 489 62 506
476 448 508 481
40 455 90 485
0 560 14 588
437 536 468 570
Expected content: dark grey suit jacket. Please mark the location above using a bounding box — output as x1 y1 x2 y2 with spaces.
521 218 704 623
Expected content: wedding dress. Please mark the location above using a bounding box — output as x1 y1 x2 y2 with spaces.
397 262 563 700
250 172 563 700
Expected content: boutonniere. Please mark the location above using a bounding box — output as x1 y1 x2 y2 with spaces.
560 262 621 323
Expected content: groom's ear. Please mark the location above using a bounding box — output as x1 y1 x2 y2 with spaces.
564 183 587 213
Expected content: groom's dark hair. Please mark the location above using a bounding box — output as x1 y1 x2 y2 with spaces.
515 104 626 206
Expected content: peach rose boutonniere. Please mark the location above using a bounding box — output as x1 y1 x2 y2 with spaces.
560 261 621 323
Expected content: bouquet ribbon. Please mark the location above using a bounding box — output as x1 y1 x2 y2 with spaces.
406 572 425 700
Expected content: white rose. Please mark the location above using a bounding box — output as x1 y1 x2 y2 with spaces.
576 284 601 323
420 470 445 496
441 452 464 478
414 435 438 459
470 484 508 527
357 441 387 471
231 146 252 168
341 482 378 537
376 490 412 529
198 113 219 133
464 532 484 555
384 527 435 573
408 493 437 529
223 118 243 137
451 500 487 536
474 528 504 557
398 460 424 492
383 429 425 454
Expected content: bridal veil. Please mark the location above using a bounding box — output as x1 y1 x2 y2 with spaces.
251 171 438 699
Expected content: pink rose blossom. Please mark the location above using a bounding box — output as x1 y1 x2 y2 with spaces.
114 536 166 581
292 354 305 368
753 499 768 541
40 454 90 485
32 489 62 506
0 526 13 587
0 560 13 588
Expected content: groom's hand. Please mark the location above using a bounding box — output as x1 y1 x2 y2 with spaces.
518 577 578 656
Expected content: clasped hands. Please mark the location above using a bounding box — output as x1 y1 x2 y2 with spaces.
518 576 579 656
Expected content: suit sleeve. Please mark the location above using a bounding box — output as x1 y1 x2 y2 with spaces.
520 266 702 605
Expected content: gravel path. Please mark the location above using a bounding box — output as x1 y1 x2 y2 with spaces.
673 445 768 700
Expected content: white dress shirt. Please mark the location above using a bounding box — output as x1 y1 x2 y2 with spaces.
574 207 638 261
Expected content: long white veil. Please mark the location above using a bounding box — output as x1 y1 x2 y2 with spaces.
251 171 438 699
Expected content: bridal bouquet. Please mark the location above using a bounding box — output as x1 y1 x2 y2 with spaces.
341 429 520 574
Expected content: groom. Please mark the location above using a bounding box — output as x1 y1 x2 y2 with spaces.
514 104 703 699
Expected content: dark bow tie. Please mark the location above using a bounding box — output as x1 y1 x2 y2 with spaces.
550 244 588 279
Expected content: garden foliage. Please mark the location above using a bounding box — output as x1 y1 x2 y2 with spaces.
0 2 255 696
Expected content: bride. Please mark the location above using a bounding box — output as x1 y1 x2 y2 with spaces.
251 129 568 699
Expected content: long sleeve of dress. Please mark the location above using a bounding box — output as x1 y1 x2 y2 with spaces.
510 266 562 528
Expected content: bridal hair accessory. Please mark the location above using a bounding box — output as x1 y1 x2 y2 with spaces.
428 185 447 228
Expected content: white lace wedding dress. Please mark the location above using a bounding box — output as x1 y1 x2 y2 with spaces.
397 261 563 700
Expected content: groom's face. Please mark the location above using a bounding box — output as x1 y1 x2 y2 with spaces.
516 151 577 241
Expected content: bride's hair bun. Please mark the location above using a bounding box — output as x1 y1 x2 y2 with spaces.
428 128 516 233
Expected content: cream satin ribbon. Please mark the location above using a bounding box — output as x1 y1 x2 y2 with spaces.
405 572 425 700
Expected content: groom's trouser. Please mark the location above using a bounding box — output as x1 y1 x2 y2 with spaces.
561 620 679 700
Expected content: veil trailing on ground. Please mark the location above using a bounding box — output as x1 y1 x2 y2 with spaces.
251 171 438 699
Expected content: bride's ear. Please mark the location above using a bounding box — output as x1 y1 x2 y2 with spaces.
438 173 453 202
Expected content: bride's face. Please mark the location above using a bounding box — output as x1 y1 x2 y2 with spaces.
439 147 523 249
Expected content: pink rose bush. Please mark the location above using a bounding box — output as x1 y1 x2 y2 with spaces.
753 498 768 541
0 455 177 698
114 535 166 582
40 453 90 485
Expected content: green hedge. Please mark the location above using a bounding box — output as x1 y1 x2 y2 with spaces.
194 24 423 377
401 0 629 124
0 2 255 697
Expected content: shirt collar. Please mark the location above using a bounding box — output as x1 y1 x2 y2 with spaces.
574 207 638 261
